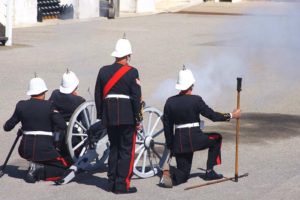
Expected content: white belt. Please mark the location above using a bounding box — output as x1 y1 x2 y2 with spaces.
175 122 200 129
23 131 53 136
106 94 130 99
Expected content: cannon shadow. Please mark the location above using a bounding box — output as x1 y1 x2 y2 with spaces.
62 164 110 191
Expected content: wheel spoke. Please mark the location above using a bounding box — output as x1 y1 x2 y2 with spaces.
75 121 87 132
147 149 155 170
151 148 162 159
134 148 145 167
150 116 161 136
147 112 153 135
135 144 144 153
152 129 164 138
72 133 88 137
90 105 95 124
79 146 87 157
83 109 90 128
136 141 143 145
154 142 165 146
72 138 87 151
142 150 148 173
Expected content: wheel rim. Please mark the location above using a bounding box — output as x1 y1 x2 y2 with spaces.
66 101 97 160
133 107 169 178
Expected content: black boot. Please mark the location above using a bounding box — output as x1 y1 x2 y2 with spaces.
113 186 137 194
25 162 45 183
106 179 115 192
204 169 223 180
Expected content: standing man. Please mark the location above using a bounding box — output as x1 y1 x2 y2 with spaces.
3 76 70 183
94 36 142 194
161 67 241 188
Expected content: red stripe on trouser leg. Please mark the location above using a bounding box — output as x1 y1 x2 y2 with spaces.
125 131 136 190
208 135 219 140
216 137 222 165
208 134 221 165
216 155 221 165
45 176 61 181
56 157 69 167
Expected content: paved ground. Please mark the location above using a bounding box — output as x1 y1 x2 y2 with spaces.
0 1 300 200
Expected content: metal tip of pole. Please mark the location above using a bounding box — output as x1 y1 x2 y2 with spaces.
123 32 126 39
34 72 38 78
182 65 186 70
237 77 242 92
67 68 70 74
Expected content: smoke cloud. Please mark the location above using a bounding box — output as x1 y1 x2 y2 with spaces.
151 3 300 114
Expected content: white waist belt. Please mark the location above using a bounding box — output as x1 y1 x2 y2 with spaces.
23 131 53 136
175 122 200 129
106 94 130 99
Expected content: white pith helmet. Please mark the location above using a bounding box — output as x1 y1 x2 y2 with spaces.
26 77 48 96
111 34 132 58
175 66 195 91
59 70 79 94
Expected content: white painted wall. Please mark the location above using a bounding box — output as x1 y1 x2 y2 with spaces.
136 0 155 13
0 1 6 25
120 0 136 12
13 0 37 26
73 0 99 19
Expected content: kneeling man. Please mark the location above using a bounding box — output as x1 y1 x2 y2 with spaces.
3 76 70 183
161 67 241 187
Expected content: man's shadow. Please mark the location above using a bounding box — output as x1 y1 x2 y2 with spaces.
2 164 110 191
1 165 27 180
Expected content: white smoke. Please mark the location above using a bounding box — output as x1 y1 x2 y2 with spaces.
150 3 300 113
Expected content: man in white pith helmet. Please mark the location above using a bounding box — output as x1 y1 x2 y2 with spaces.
3 76 69 183
94 35 142 194
49 70 85 162
49 70 85 122
160 66 241 188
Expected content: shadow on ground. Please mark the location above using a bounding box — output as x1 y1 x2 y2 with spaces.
1 165 27 180
204 113 300 144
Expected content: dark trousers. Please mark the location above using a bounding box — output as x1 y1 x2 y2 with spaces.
37 156 70 181
107 125 136 191
171 152 194 186
171 132 222 186
200 132 222 169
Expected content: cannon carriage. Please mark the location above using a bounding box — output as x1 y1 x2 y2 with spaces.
61 100 169 183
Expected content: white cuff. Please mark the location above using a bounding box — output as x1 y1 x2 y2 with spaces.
229 113 233 119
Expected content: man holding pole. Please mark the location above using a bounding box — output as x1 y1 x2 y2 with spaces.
160 66 241 188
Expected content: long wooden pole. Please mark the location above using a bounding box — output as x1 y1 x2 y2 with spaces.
235 78 242 182
184 173 248 190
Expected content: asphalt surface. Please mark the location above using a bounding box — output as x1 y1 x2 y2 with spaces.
0 1 300 200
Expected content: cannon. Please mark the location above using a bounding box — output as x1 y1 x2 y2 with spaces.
58 101 169 184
